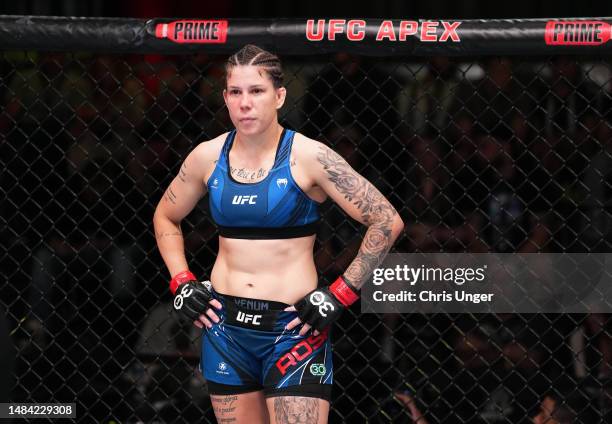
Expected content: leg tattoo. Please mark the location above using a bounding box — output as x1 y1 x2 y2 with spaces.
273 397 319 424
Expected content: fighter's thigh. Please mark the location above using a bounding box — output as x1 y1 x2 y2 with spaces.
211 391 270 424
266 396 330 424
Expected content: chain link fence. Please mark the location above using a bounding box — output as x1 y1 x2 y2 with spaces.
2 50 612 422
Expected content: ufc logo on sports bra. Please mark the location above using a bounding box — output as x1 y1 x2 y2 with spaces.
232 195 258 205
236 311 262 325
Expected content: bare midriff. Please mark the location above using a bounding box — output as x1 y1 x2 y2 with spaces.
211 234 318 304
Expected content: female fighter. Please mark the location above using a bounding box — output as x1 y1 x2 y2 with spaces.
153 44 404 423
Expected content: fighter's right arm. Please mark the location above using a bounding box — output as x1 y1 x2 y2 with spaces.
153 144 210 276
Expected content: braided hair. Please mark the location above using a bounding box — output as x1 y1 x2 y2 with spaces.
226 44 284 89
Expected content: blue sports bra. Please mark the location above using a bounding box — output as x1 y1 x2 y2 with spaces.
206 129 321 239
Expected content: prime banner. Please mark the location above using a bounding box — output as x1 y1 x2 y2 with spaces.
0 16 611 55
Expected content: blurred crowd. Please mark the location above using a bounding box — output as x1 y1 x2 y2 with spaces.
2 52 612 422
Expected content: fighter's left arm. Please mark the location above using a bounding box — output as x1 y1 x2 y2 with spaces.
284 139 405 336
309 141 405 289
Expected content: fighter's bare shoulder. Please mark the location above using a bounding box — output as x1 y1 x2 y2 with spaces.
183 133 227 179
190 133 227 163
292 131 329 154
291 131 334 170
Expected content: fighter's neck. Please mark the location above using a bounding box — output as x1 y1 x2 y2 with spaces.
233 123 283 157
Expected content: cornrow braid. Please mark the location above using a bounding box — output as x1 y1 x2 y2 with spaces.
226 44 284 88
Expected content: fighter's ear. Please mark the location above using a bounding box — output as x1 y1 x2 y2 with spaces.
275 86 287 109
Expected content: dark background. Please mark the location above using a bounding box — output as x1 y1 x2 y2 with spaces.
2 2 612 423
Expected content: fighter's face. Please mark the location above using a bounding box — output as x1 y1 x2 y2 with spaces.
223 65 286 136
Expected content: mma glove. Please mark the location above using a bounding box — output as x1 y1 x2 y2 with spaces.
170 270 214 321
294 276 360 331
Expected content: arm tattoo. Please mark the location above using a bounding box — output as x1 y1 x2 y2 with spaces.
164 186 177 204
155 230 182 240
317 146 397 289
178 162 187 182
273 397 319 424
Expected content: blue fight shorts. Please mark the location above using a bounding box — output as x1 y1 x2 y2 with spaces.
201 291 333 400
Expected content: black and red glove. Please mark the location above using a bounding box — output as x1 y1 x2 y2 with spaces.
170 270 213 321
294 276 360 331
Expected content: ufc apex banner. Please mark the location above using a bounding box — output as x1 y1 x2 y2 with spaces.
0 16 611 55
362 254 612 313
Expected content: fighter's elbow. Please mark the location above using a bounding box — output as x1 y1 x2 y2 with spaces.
153 204 166 225
153 204 180 228
392 214 405 241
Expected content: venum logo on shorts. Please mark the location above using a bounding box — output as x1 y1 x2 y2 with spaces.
234 298 269 311
545 21 611 46
232 195 257 205
309 363 326 376
275 329 328 376
154 20 228 44
235 311 262 325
